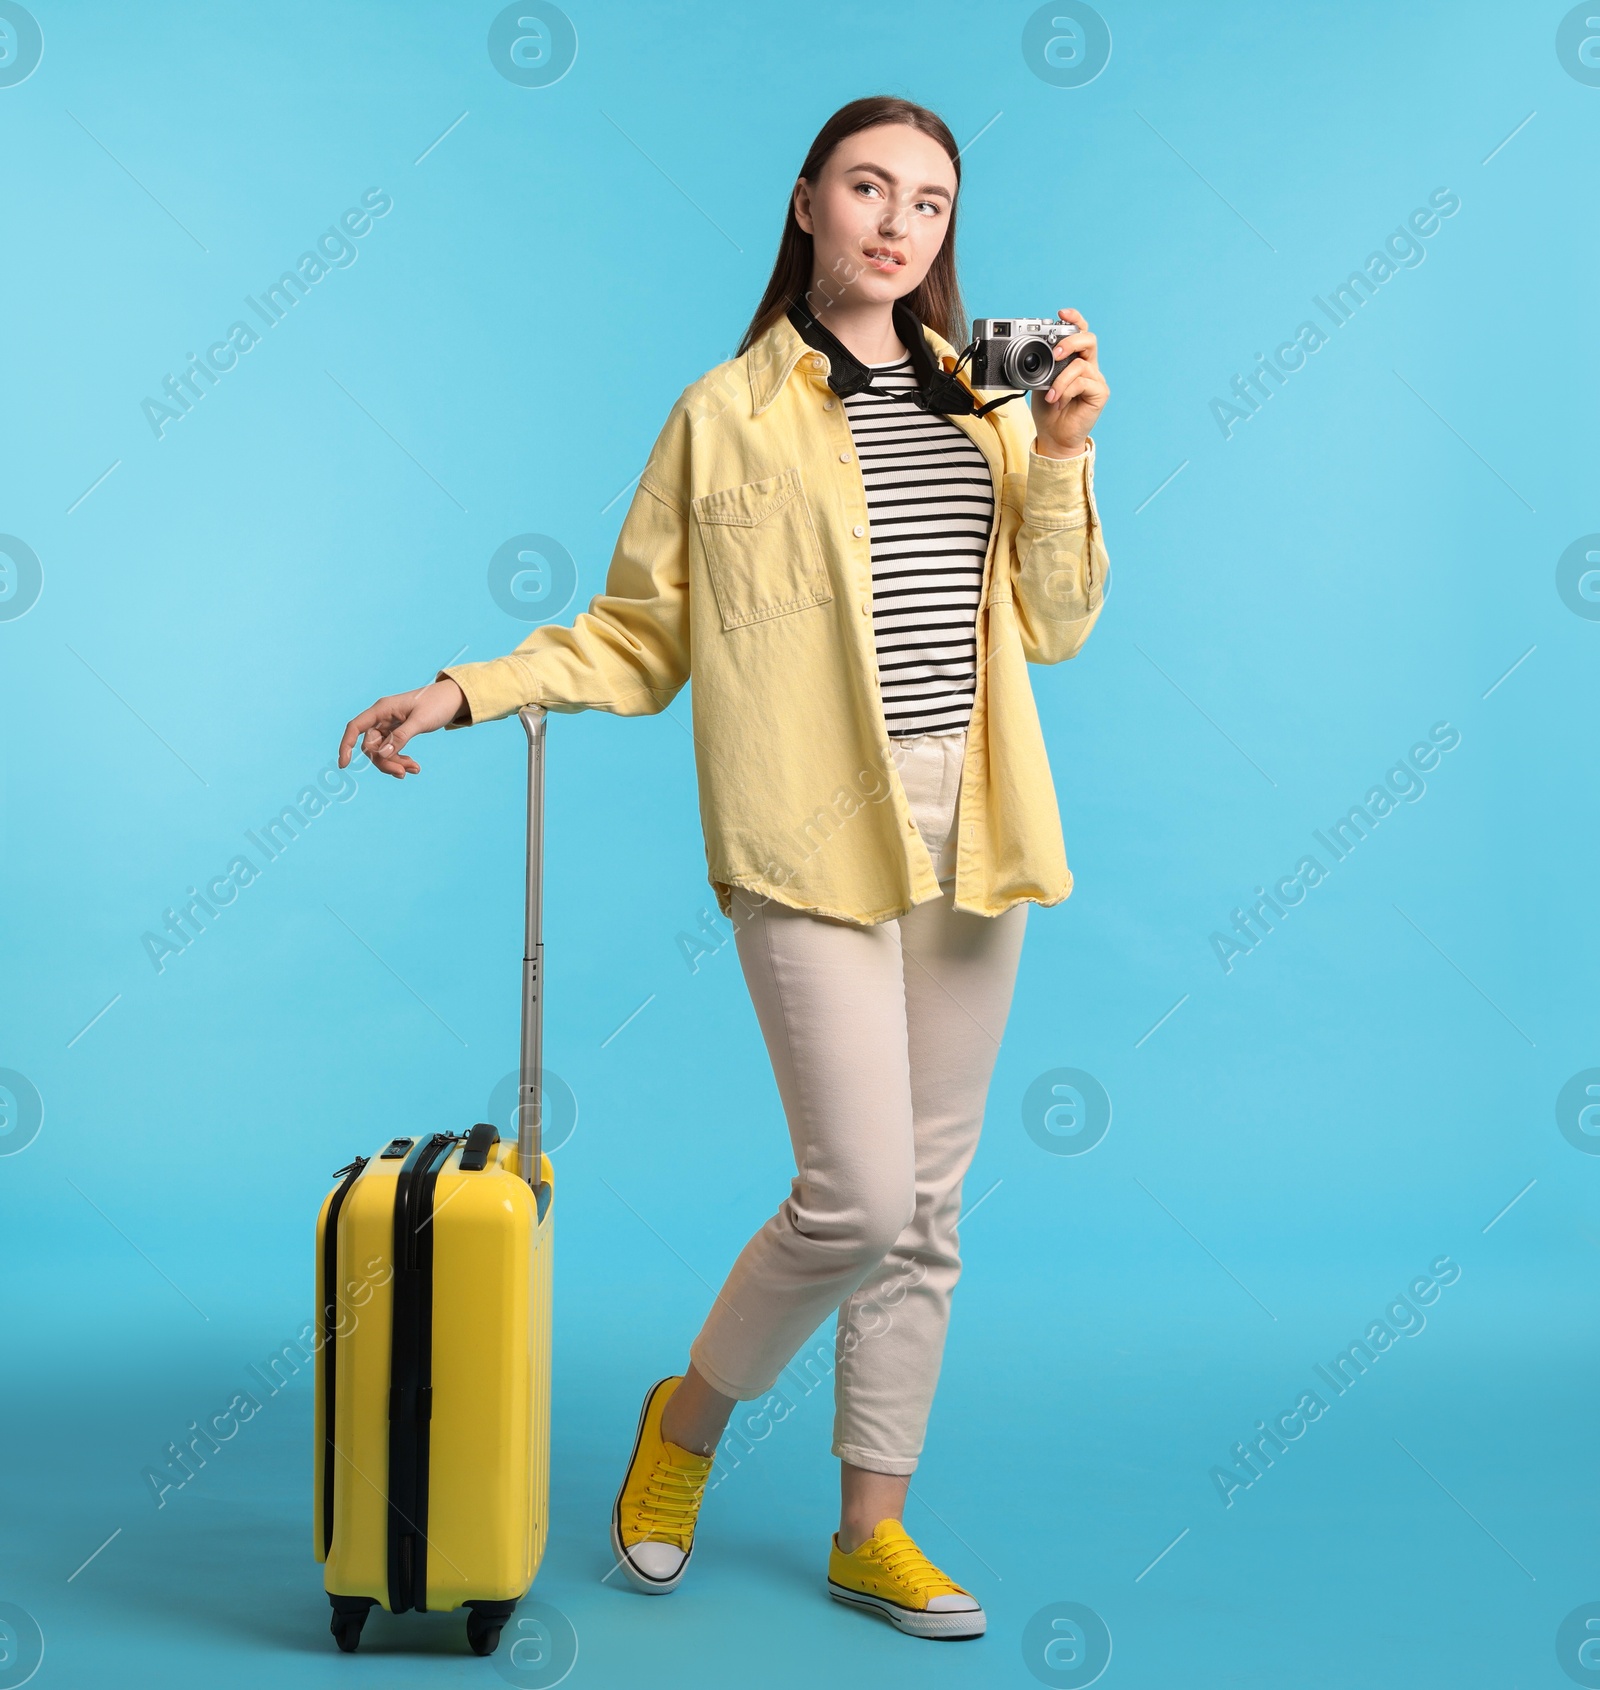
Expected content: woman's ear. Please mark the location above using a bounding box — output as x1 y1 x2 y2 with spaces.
792 177 814 235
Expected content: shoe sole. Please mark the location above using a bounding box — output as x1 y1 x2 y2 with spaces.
610 1377 695 1596
827 1580 986 1639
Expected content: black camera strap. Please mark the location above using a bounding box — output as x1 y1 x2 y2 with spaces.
784 297 1024 417
947 344 1027 417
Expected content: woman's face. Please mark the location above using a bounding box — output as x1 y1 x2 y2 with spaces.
792 122 956 312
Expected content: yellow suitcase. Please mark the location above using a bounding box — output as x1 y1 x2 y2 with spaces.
314 706 555 1657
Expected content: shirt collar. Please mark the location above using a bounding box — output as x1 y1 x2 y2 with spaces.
746 299 967 417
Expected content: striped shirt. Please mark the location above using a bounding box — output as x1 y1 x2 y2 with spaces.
842 355 996 738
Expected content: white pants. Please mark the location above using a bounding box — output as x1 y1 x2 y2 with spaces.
688 730 1028 1475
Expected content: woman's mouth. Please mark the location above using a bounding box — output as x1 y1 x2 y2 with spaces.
863 246 905 272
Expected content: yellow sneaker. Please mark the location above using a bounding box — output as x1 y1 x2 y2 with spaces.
827 1517 986 1638
610 1376 713 1594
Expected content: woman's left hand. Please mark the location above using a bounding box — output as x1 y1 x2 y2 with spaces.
1030 308 1109 458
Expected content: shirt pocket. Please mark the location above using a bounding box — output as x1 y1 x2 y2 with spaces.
690 468 834 631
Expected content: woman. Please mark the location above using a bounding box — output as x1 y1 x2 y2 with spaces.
339 94 1109 1641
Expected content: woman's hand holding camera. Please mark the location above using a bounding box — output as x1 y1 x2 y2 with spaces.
1031 307 1108 459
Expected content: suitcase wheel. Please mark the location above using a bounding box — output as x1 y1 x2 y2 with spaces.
328 1595 374 1653
465 1609 502 1656
464 1600 516 1657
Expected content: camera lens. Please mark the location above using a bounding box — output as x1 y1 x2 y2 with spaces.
1005 338 1053 385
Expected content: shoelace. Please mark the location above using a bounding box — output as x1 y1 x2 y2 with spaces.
870 1532 963 1597
627 1453 709 1549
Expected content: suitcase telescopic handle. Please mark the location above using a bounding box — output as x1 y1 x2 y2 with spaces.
517 705 548 1196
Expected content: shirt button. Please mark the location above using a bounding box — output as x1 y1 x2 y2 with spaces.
810 357 823 369
860 604 869 616
853 524 865 537
839 452 851 463
822 398 836 410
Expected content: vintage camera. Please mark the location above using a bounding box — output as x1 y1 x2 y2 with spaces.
968 318 1080 390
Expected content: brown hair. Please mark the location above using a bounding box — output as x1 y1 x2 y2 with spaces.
735 96 968 357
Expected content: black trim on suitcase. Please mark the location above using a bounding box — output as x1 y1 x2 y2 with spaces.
387 1131 459 1615
320 1156 369 1560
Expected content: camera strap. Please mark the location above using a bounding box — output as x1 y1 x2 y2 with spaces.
784 297 1025 417
945 344 1027 417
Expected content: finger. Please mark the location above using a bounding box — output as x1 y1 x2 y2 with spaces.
1047 358 1102 397
356 706 400 740
1055 357 1103 388
363 736 405 774
340 705 385 766
1052 352 1102 383
1050 381 1109 413
1046 370 1105 406
1057 307 1089 329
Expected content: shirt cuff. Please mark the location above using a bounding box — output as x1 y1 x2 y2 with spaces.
1024 435 1095 529
437 664 490 729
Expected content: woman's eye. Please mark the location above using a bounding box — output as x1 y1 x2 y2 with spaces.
916 200 940 216
855 182 881 198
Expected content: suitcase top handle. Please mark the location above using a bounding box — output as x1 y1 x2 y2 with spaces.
458 1122 499 1171
517 706 549 1199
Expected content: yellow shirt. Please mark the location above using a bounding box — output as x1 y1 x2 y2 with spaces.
439 309 1110 925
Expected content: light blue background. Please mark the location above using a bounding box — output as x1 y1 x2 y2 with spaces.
2 2 1596 1685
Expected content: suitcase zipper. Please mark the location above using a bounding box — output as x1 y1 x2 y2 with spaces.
387 1131 460 1615
320 1155 370 1560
